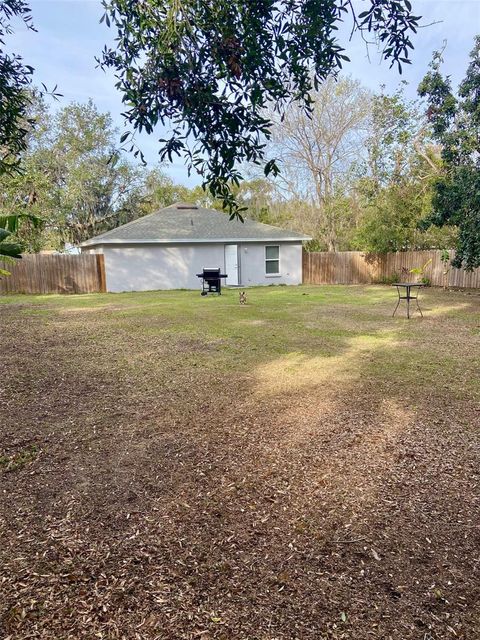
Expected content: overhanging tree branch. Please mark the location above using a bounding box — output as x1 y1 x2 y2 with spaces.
99 0 421 216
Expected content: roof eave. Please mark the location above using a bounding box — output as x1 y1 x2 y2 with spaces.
80 236 312 247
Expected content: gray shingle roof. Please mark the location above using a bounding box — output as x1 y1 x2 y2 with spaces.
81 203 310 246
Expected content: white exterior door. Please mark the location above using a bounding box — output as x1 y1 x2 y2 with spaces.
224 244 239 285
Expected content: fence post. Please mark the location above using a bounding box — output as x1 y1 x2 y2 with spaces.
96 254 107 293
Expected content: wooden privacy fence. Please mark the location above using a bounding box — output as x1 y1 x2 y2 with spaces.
303 249 480 289
0 253 106 294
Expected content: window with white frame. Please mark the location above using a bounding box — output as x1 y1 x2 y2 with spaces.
265 245 280 275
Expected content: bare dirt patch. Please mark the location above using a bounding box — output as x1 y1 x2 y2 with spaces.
1 287 479 639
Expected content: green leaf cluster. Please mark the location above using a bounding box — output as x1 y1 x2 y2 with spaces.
353 85 456 254
0 227 22 276
418 37 480 270
0 1 36 175
0 99 147 249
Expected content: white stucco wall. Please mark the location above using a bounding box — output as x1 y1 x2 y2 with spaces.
82 241 303 292
237 242 303 287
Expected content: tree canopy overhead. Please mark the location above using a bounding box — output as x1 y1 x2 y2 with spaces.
100 0 421 214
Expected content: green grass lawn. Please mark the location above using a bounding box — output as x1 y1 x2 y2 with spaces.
2 284 478 395
1 285 479 639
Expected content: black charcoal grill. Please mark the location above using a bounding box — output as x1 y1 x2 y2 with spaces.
196 268 228 296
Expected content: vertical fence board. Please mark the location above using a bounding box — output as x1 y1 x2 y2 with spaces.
302 249 480 288
0 254 103 294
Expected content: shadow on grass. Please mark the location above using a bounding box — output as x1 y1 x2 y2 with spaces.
1 286 479 638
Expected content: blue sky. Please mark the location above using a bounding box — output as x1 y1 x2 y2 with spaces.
12 0 480 186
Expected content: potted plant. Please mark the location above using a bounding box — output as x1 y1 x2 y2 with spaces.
409 258 432 286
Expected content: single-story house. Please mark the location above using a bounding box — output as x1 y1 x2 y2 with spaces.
80 203 311 292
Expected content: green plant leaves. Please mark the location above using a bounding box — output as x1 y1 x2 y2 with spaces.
0 226 22 263
418 37 480 270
